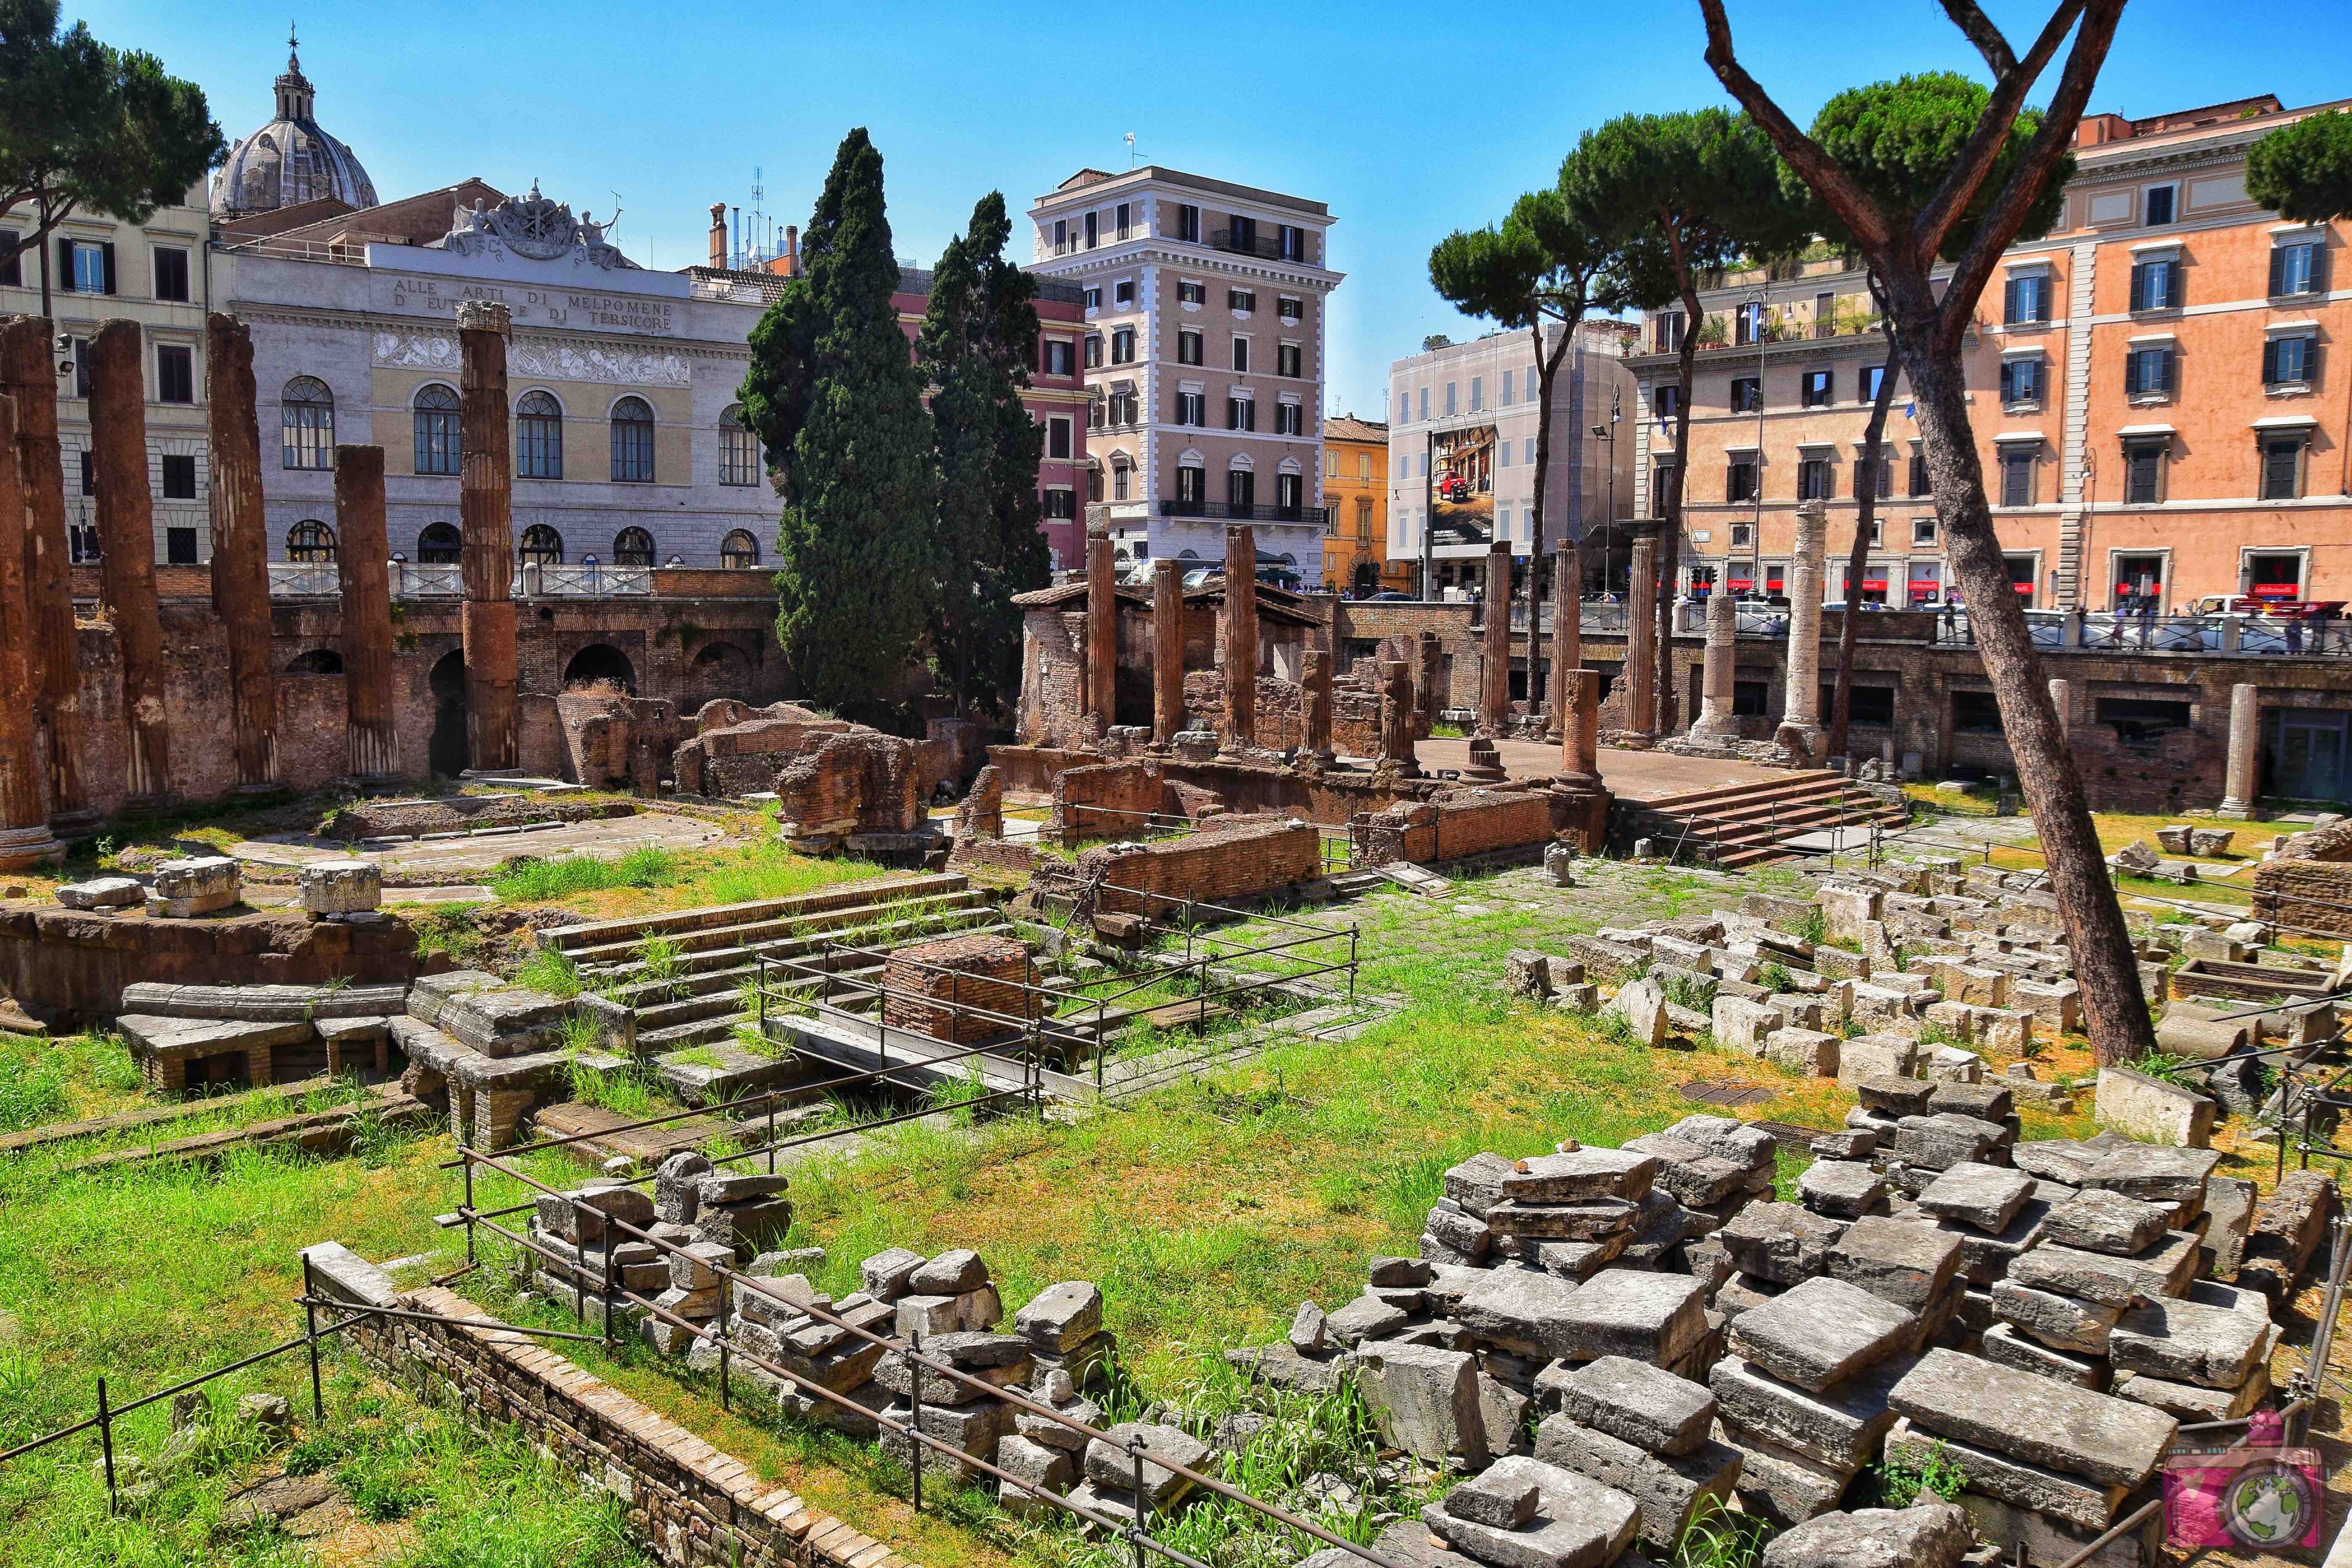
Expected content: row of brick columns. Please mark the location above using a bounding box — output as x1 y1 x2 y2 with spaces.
335 445 402 781
0 392 63 869
207 314 280 794
88 320 174 809
2 320 93 848
458 300 519 773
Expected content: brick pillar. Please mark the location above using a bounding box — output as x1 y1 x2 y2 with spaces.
1377 658 1420 776
1777 500 1828 761
1547 548 1579 742
1150 558 1183 748
457 301 517 772
1301 646 1335 762
88 319 172 808
1222 523 1256 751
1623 532 1659 744
1 317 93 834
1415 629 1442 736
1085 528 1117 739
2220 683 2260 818
1690 588 1740 740
0 395 63 868
1559 667 1600 787
335 445 401 780
1479 538 1510 736
205 313 279 793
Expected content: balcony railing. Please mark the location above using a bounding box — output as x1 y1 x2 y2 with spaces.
1208 229 1313 265
523 563 652 598
267 562 339 597
268 561 652 600
1930 608 2352 657
1155 500 1332 527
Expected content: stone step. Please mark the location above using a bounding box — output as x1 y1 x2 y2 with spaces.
585 897 998 986
543 872 969 953
1639 772 1856 814
574 889 993 971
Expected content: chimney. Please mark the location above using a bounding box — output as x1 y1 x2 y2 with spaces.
707 203 727 269
766 224 800 278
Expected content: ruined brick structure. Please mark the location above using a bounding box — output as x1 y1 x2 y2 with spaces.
880 933 1038 1044
1057 819 1324 918
90 320 175 806
205 313 280 792
332 445 400 781
0 395 62 869
773 731 925 841
457 300 519 771
2252 858 2352 940
1049 760 1166 843
671 704 853 798
1 318 93 834
1349 788 1559 866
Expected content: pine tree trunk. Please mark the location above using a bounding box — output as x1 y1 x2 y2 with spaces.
1898 323 2155 1065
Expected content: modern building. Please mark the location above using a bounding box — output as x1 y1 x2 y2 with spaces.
1388 322 1637 596
1028 166 1343 583
1321 414 1404 595
1627 92 2352 612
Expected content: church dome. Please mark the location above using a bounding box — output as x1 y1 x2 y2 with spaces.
209 34 378 219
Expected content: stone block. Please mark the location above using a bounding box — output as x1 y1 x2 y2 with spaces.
1713 995 1783 1057
1719 1203 1847 1287
2094 1068 2216 1149
1444 1151 1516 1216
1828 1216 1963 1313
1800 1161 1887 1221
2112 1362 2270 1423
1933 1197 2050 1286
909 1248 989 1295
1708 1353 1908 1471
2006 1243 2143 1309
1847 985 1921 1037
1817 884 1883 945
861 1247 926 1301
1979 1321 2107 1389
1503 1148 1657 1204
995 1433 1073 1515
1422 1455 1640 1568
1917 1163 2034 1234
1728 1276 1915 1393
1766 1028 1841 1077
2080 1144 2221 1213
1357 1341 1487 1463
1893 1114 2006 1172
147 856 241 917
2041 1187 2171 1256
1081 1422 1208 1508
299 859 381 915
55 876 142 910
1883 1418 2124 1532
1557 1356 1716 1458
1532 1412 1743 1550
1838 1036 1920 1085
1993 1281 2123 1356
1761 1500 1973 1568
1506 950 1555 1000
1552 1269 1706 1365
2202 1176 2257 1281
1717 1419 1856 1525
1886 1349 2177 1489
1327 1293 1411 1348
2108 1297 2266 1389
1015 1281 1103 1352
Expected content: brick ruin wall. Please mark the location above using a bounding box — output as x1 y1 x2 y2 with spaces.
2253 858 2352 939
1073 820 1324 917
1051 760 1169 842
1349 788 1557 866
879 934 1038 1044
303 1250 914 1568
773 731 925 838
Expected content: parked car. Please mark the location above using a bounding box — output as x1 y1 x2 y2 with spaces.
1365 590 1415 602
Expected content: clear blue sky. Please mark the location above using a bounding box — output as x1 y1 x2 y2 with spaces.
84 0 2352 418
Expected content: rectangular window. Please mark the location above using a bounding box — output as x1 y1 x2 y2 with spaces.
1042 339 1074 377
2129 258 2179 312
1469 376 1483 411
1047 417 1072 460
1501 369 1514 406
1444 382 1457 416
0 232 19 288
1952 691 2003 733
2262 437 2306 500
68 336 91 400
2271 241 2325 298
1730 376 1761 413
1858 455 1891 500
2000 450 2036 507
155 344 193 404
1228 468 1255 508
1397 392 1409 424
1999 358 2042 403
1522 438 1533 464
1042 488 1077 520
1278 296 1302 319
1085 334 1102 368
63 239 111 294
2002 273 2049 324
1228 288 1255 313
1860 364 1886 403
1798 455 1834 500
160 452 196 499
1278 224 1306 261
1111 328 1135 364
2098 697 2192 742
1113 279 1134 307
1417 387 1428 421
1175 204 1200 242
1651 461 1675 519
1275 402 1303 435
79 449 94 494
1801 370 1833 407
1231 336 1249 372
1179 279 1205 305
1082 285 1101 310
1655 384 1682 420
1727 454 1758 503
1115 201 1131 240
165 525 196 565
1909 450 1929 498
1655 312 1685 353
1912 518 1937 546
1497 440 1511 469
1819 683 1897 725
2123 439 2165 504
1052 219 1068 254
1084 211 1098 249
1227 395 1254 431
1277 342 1301 378
2126 345 2175 397
1276 471 1303 514
1178 330 1202 366
151 246 189 302
1176 390 1205 426
2265 335 2317 387
2143 185 2175 226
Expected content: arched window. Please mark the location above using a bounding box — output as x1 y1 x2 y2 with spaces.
287 519 336 562
720 529 760 568
610 396 655 483
719 404 760 487
413 384 460 475
516 390 563 479
519 524 564 565
282 377 334 470
417 522 461 563
612 526 655 566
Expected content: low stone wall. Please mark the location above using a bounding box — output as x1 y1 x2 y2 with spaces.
321 792 635 842
1067 820 1324 918
1350 788 1556 867
1050 761 1165 843
301 1244 917 1568
2251 856 2352 939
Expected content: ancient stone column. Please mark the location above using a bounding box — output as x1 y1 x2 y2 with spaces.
1777 500 1828 761
1479 538 1511 736
1377 658 1420 776
457 300 517 772
88 319 172 808
1415 630 1442 736
1 317 93 834
1085 528 1117 738
1150 558 1183 749
2047 678 2071 731
335 444 401 781
1690 588 1740 740
1546 547 1579 742
206 313 279 793
1301 646 1334 762
1623 532 1659 742
2220 683 2260 818
0 395 63 867
1558 667 1600 787
1222 523 1257 750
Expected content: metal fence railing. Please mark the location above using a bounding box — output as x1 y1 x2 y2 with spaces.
1926 608 2352 658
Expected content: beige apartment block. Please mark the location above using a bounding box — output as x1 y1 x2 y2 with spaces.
1630 92 2351 613
1029 166 1343 584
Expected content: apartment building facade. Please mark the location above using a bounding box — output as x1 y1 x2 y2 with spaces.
1028 167 1343 582
1388 322 1637 596
1628 93 2352 612
1321 414 1405 595
0 182 215 565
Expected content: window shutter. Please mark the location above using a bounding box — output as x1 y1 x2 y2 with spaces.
2003 279 2019 322
2313 245 2331 295
100 242 115 294
2169 264 2183 310
2269 248 2287 297
56 238 72 289
2161 351 2176 395
2128 265 2144 313
2263 339 2279 384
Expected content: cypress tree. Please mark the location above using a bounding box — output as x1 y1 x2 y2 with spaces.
918 191 1048 716
739 128 937 715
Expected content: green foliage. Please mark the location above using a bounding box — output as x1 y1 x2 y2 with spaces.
919 190 1049 718
1758 961 1795 995
743 128 940 715
1676 1492 1772 1568
1661 971 1717 1012
2247 109 2352 222
1877 1436 1970 1507
0 1035 69 1131
2127 1050 2197 1086
1796 72 2072 259
0 1 226 291
490 845 675 902
1792 907 1827 948
407 904 487 964
511 946 582 999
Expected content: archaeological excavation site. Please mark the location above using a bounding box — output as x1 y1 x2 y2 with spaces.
6 303 2352 1568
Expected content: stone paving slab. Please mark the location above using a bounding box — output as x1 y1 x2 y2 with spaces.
1886 1348 2177 1489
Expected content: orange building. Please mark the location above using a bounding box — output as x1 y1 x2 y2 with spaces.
1629 93 2352 611
1322 414 1406 594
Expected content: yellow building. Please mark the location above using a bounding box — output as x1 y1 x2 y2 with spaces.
1323 414 1406 594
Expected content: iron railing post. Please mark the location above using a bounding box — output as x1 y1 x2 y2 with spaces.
908 1327 924 1512
601 1228 616 1350
1130 1431 1151 1568
96 1377 116 1515
303 1256 324 1421
718 1270 731 1411
462 1157 476 1268
572 1197 585 1330
766 1092 777 1176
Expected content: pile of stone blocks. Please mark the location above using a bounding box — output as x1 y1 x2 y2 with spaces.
1886 1349 2178 1568
392 970 573 1150
1533 1356 1743 1552
1622 1115 1780 1240
2238 1170 2338 1301
652 1150 794 1259
687 1266 895 1432
116 979 410 1092
1420 1454 1645 1568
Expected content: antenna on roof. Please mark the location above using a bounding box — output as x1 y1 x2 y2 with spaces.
1124 131 1136 169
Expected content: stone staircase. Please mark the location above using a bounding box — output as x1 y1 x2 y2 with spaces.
1625 773 1908 870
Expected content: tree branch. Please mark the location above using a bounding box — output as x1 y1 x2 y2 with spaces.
1936 0 2127 355
1696 0 1895 255
1938 0 2019 77
1912 0 2090 259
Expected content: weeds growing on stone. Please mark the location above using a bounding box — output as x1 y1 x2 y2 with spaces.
1873 1436 1970 1507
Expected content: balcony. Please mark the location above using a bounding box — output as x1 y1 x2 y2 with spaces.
267 561 654 599
1208 229 1314 266
1155 499 1332 527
